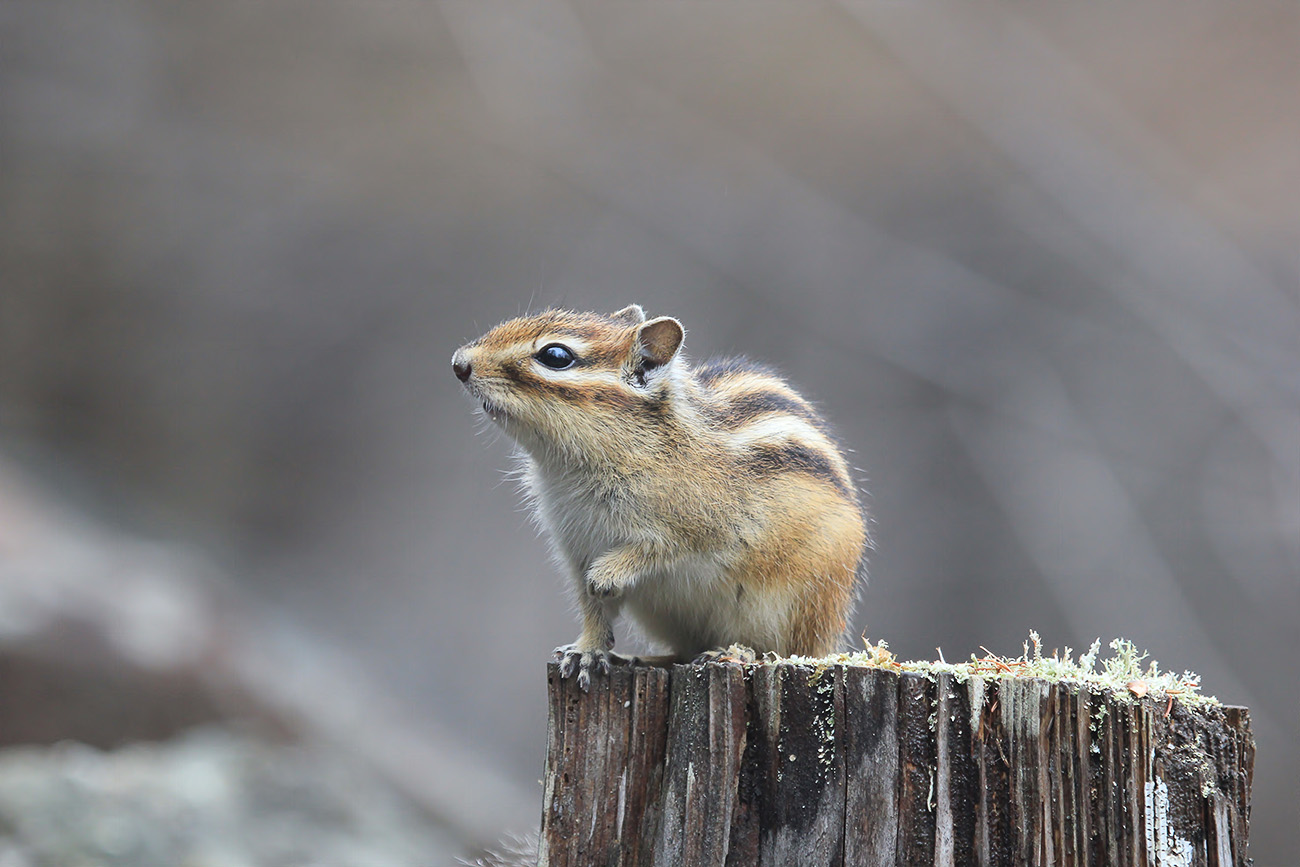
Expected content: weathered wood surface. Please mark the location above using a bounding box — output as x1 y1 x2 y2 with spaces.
540 662 1253 867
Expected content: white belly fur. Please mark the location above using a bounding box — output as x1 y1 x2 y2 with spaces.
528 462 790 656
622 558 791 656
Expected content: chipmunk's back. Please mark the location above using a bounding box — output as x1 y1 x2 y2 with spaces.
692 356 860 507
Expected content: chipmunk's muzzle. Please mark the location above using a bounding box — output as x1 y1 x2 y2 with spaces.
453 348 511 423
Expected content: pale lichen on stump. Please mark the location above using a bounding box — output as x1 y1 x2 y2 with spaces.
539 661 1253 867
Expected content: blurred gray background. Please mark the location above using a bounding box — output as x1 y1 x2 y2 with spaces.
1 0 1296 862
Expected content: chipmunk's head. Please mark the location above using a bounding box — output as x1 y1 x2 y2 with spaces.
453 305 685 459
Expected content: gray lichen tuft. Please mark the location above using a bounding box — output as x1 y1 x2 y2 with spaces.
790 630 1217 706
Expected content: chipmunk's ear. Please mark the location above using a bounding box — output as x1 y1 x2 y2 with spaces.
610 304 646 326
637 316 684 368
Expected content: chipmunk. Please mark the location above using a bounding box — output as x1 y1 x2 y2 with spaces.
453 305 867 689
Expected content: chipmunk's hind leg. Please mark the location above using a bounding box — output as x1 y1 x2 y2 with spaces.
553 591 637 691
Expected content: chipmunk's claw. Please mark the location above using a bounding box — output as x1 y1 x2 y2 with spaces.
554 646 610 692
553 645 638 691
693 643 757 665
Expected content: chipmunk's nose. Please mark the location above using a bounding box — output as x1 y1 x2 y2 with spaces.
452 356 472 382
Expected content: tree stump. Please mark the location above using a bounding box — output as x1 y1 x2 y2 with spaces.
540 662 1253 867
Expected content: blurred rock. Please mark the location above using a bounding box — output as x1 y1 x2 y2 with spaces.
0 726 453 867
0 627 226 750
0 454 536 859
0 455 243 748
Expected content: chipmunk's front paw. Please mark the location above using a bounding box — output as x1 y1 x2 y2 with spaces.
693 643 757 665
584 575 623 599
553 645 638 691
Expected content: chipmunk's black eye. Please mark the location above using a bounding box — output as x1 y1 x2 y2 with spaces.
536 343 576 370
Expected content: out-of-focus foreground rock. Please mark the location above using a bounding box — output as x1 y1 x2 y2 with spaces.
0 730 451 867
0 456 534 864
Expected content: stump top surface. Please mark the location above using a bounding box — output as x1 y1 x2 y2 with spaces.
779 632 1221 707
